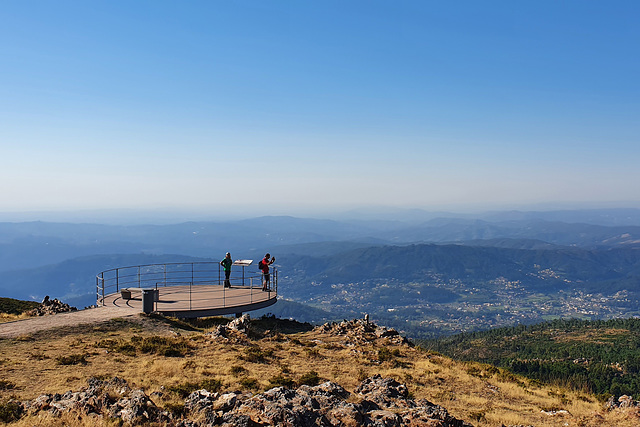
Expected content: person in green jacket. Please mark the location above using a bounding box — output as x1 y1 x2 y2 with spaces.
220 252 232 288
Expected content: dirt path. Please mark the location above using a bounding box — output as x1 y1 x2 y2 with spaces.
0 306 140 339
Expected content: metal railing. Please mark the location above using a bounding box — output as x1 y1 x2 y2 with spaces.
96 261 278 312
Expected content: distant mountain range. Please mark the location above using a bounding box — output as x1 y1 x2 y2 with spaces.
0 208 639 336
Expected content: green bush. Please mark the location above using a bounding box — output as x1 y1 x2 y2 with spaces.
242 346 273 363
240 377 258 390
96 335 192 357
378 347 394 362
0 380 15 391
298 371 321 386
268 375 295 388
56 354 87 365
230 365 248 376
0 400 22 423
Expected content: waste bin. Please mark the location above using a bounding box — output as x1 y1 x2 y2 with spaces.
141 288 158 314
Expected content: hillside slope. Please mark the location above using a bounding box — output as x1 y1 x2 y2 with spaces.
1 314 639 426
426 317 640 399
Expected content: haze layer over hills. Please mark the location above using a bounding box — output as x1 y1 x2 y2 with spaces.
0 208 639 338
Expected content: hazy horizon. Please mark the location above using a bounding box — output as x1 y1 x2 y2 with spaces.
2 1 638 215
1 202 639 225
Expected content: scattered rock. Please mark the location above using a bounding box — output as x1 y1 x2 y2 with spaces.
605 394 640 410
540 409 570 416
207 314 252 343
228 314 251 332
313 318 413 347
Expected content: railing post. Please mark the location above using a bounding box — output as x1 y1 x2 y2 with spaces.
164 264 167 287
101 273 105 306
138 266 141 288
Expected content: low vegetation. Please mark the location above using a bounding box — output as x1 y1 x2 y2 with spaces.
1 313 640 426
425 317 640 400
0 297 39 323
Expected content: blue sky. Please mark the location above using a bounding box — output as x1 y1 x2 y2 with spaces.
1 1 638 217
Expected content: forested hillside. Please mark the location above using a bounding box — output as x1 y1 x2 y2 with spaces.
425 318 640 398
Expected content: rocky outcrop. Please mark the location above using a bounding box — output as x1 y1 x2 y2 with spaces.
14 375 472 426
605 394 640 410
207 313 252 343
184 373 471 426
26 296 77 316
313 317 413 347
17 377 170 424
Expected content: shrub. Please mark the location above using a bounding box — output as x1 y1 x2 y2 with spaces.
163 402 185 417
116 343 137 356
0 380 15 391
268 375 295 388
305 348 322 359
230 365 248 376
56 354 87 366
240 377 258 390
140 336 192 357
163 347 186 357
140 336 171 353
242 346 273 363
0 400 22 423
357 367 368 381
378 347 394 362
298 371 321 386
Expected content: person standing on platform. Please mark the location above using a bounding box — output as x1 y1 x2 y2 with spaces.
259 253 275 291
220 252 233 288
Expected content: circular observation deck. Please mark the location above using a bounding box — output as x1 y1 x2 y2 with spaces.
96 261 277 318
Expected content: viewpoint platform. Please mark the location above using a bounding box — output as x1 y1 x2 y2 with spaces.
96 261 277 318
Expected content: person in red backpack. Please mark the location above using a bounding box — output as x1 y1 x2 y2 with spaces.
259 253 275 291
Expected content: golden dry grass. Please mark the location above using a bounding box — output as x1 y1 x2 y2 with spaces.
1 314 639 426
0 313 32 324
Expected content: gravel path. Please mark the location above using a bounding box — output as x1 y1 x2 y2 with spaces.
0 306 140 338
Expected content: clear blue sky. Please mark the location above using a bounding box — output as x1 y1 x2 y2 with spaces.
1 1 638 216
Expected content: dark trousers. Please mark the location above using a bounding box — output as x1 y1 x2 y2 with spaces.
224 270 231 287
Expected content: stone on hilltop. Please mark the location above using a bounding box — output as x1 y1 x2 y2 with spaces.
313 317 413 347
26 296 77 316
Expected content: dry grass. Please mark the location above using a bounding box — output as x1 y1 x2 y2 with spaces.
1 314 639 426
0 313 32 324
